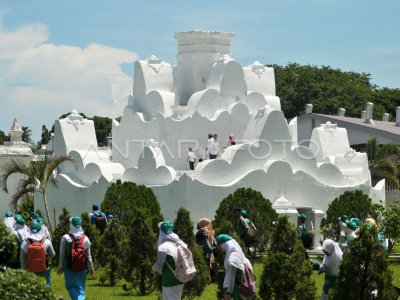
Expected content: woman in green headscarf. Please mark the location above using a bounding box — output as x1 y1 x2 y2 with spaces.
152 220 184 300
216 234 253 300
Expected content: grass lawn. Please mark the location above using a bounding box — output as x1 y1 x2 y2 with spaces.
47 259 400 299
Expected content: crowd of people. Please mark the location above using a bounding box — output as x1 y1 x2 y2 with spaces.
1 203 110 299
2 202 394 300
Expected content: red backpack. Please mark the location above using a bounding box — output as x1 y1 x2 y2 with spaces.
68 234 87 271
27 238 47 273
231 252 256 299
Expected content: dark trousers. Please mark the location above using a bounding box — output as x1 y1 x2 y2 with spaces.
209 154 217 159
189 161 195 170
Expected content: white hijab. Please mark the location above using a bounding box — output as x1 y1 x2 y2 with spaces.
3 216 16 233
157 230 180 247
29 230 45 242
69 223 84 239
322 239 343 276
220 239 252 273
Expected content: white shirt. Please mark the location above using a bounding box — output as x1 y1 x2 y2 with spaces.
209 139 219 155
188 151 196 162
206 138 214 152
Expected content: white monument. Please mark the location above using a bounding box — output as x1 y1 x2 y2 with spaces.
30 31 383 249
0 118 34 215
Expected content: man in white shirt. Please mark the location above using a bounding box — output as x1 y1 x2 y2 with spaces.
187 148 196 170
205 133 213 159
209 134 219 159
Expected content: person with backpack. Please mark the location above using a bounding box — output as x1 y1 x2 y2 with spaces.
14 214 30 244
89 202 108 234
20 222 55 286
153 220 195 300
233 209 257 256
298 213 313 250
216 234 255 300
57 216 95 300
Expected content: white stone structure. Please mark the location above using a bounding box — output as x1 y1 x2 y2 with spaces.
0 119 33 215
30 31 384 249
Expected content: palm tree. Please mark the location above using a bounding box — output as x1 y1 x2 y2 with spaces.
367 138 400 188
0 155 74 232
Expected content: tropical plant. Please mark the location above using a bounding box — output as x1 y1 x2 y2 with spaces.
0 154 74 232
214 187 278 252
320 190 384 240
22 126 33 144
259 215 316 300
332 225 394 299
367 138 400 188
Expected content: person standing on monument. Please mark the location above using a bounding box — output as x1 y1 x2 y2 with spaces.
205 133 214 159
209 134 219 159
187 147 196 170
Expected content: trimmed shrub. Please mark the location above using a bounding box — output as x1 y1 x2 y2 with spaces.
0 268 55 299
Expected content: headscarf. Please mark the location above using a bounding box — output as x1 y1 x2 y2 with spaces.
197 218 215 243
157 221 180 247
69 216 84 239
217 234 252 273
365 218 376 228
29 222 44 241
299 214 306 222
3 213 16 232
322 239 343 276
31 213 40 222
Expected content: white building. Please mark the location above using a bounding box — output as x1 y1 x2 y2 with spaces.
1 31 384 249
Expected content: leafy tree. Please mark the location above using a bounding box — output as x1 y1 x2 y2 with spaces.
102 180 163 295
0 154 74 232
0 129 8 145
332 225 394 300
367 138 400 188
16 194 35 222
52 207 71 267
22 126 33 144
382 202 400 253
259 215 316 300
0 221 18 265
214 187 278 252
92 115 112 147
269 63 400 120
174 207 195 246
40 125 51 146
0 269 56 300
97 219 129 286
320 190 384 240
173 207 209 299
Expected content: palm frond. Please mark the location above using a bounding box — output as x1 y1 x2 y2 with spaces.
11 186 34 210
0 159 34 193
375 144 400 160
371 158 398 176
43 155 75 190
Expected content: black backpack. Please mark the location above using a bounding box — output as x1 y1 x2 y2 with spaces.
94 212 107 233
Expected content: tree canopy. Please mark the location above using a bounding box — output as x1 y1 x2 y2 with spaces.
214 187 278 252
270 63 400 120
320 190 384 240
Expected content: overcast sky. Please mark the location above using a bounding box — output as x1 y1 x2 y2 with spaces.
0 0 399 141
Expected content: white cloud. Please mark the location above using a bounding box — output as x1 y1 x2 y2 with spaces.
0 20 138 139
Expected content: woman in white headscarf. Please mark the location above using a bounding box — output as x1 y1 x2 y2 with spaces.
20 222 55 287
152 220 184 300
318 239 343 300
3 211 16 233
216 234 253 300
57 216 95 300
